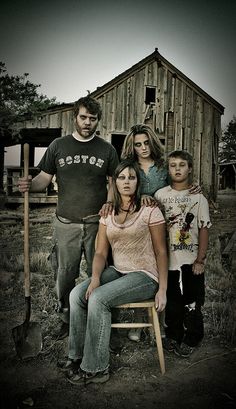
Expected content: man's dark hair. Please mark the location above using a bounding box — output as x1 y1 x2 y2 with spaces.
73 96 102 120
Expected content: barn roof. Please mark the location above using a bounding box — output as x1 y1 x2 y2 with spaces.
15 49 224 117
1 48 225 148
90 48 224 114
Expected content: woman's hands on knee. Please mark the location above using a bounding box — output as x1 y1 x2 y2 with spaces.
85 277 100 300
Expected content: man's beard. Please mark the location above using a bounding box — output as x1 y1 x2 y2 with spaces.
75 123 95 138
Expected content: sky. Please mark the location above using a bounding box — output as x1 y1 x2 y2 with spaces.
1 0 236 165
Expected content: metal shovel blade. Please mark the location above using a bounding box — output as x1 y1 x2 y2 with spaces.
12 320 42 360
12 296 42 359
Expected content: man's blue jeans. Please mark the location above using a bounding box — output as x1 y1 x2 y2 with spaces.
50 216 99 323
68 267 158 373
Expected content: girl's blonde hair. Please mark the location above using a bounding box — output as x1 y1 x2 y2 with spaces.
121 124 165 167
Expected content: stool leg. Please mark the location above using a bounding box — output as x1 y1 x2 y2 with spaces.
159 310 166 337
147 307 154 339
151 306 165 375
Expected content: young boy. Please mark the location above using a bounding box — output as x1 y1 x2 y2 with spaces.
155 150 211 357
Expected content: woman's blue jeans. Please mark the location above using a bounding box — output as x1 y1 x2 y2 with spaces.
69 267 158 373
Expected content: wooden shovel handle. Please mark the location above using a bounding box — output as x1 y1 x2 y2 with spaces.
24 143 30 297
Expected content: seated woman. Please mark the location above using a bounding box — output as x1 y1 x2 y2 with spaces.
62 159 168 385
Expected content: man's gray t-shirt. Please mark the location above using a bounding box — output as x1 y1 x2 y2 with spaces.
38 134 119 221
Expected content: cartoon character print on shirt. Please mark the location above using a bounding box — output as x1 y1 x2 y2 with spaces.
166 202 198 252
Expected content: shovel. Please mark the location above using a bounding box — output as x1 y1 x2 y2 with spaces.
12 143 42 359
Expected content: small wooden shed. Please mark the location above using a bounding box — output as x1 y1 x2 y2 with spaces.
2 48 224 202
219 161 236 190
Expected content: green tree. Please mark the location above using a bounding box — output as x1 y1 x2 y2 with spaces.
219 116 236 162
0 62 58 139
0 63 59 195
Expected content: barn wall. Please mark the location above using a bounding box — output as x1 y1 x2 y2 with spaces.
14 58 222 198
94 59 221 197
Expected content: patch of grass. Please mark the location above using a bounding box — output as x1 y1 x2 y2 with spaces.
205 234 236 345
0 224 23 238
1 214 235 352
209 299 236 344
0 253 24 272
0 251 51 274
30 252 51 274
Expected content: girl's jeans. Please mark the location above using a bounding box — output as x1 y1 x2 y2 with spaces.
69 267 158 373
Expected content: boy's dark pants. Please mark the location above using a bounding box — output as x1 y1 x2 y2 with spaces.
165 264 205 347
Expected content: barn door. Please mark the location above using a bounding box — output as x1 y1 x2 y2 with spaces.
111 134 126 159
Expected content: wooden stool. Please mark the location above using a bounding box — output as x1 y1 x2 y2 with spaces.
111 299 165 374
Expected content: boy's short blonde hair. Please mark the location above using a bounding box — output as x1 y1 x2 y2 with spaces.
168 150 193 168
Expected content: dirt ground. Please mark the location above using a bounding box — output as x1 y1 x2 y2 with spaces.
0 191 236 409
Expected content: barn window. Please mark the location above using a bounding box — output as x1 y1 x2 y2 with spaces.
145 87 156 104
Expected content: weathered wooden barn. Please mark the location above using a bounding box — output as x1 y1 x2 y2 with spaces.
2 48 224 203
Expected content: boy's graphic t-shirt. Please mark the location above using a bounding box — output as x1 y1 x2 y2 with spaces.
155 186 211 271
